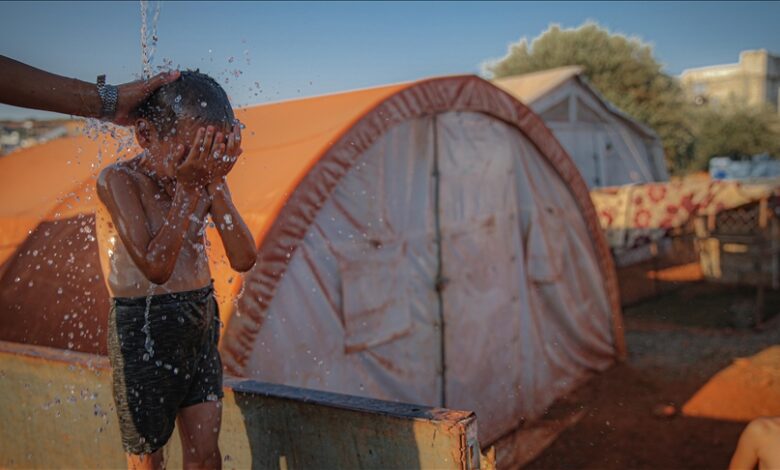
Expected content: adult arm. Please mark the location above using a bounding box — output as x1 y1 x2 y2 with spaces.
0 55 178 125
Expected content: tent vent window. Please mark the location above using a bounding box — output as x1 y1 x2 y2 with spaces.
539 98 571 123
576 98 605 124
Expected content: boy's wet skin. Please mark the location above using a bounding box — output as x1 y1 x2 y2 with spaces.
97 122 217 297
97 121 252 298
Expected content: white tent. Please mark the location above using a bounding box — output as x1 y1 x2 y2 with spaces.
494 66 669 188
221 76 625 446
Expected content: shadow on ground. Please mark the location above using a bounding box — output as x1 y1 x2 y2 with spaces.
525 282 780 469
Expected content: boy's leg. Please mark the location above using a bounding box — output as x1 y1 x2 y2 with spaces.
109 300 181 468
126 450 165 470
177 401 223 469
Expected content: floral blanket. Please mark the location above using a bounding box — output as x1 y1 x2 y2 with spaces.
591 178 779 252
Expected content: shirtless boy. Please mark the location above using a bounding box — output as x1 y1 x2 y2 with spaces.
96 71 256 469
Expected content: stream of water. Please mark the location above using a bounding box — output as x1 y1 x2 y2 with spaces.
139 0 162 358
140 0 161 80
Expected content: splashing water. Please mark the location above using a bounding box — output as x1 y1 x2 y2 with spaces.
139 0 163 362
140 284 156 361
140 0 161 79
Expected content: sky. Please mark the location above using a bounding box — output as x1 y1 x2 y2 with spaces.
1 0 779 120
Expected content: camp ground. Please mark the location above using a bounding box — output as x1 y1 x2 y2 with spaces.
0 75 625 467
3 3 779 467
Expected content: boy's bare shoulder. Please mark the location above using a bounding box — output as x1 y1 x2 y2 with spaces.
749 416 780 434
98 160 137 183
96 161 141 201
740 416 780 452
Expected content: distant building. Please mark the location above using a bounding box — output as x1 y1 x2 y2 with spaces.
0 119 75 156
680 49 780 112
0 130 20 147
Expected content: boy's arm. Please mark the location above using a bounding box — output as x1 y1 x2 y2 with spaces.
97 166 201 284
205 122 256 272
96 128 219 284
207 177 257 272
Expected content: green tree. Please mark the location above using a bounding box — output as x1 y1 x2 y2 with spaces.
486 22 695 174
690 104 780 171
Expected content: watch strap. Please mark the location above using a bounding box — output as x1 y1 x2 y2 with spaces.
96 74 118 120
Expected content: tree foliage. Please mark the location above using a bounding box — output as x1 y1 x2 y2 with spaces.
689 104 780 170
486 23 696 174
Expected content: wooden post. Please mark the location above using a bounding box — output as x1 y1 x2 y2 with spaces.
755 285 765 329
759 197 768 229
772 217 779 289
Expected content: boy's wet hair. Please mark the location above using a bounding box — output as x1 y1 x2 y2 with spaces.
137 70 234 134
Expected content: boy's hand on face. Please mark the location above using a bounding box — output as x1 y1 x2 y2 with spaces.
207 121 243 184
175 126 226 190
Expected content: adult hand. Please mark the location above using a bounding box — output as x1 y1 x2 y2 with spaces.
113 70 181 126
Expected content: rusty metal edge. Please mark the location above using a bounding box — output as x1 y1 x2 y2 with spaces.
226 377 476 425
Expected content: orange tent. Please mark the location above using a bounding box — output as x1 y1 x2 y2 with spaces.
0 81 411 346
0 75 623 446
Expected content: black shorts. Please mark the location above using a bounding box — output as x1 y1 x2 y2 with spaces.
107 285 224 455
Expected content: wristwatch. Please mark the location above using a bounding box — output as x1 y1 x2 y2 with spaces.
96 74 118 120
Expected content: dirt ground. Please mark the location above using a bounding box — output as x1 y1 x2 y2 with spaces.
525 282 780 469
